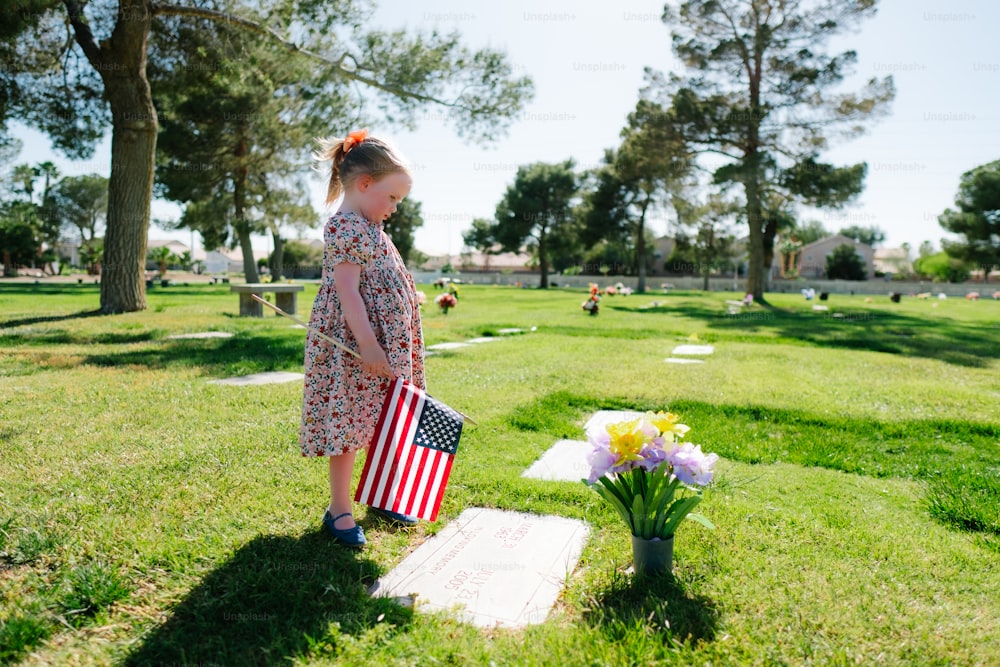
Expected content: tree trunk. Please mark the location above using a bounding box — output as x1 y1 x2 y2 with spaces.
744 184 766 301
269 230 284 281
233 124 260 283
743 17 768 303
636 196 650 293
89 0 157 313
236 224 258 282
762 211 779 288
537 226 549 288
2 250 15 277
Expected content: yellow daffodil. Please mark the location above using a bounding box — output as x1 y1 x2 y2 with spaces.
648 411 691 441
606 418 651 465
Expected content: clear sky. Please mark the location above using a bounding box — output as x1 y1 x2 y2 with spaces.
10 0 1000 258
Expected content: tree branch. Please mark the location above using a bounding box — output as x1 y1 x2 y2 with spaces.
150 3 476 111
62 0 103 70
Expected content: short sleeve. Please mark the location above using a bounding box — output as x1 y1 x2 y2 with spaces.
324 214 376 266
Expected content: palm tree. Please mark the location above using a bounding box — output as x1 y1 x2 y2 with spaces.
79 242 103 276
148 246 174 276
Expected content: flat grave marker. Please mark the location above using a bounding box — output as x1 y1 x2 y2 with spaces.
583 410 645 437
426 342 473 351
522 410 646 483
671 344 715 356
208 371 303 386
521 439 592 482
166 332 234 340
370 507 589 628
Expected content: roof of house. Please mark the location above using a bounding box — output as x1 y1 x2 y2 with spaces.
800 234 872 252
147 239 190 251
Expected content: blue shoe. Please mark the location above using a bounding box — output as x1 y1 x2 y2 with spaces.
323 511 366 548
368 506 419 526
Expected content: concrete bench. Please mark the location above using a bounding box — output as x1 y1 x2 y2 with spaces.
230 283 305 317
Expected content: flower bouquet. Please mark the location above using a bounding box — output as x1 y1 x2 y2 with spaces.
435 292 457 314
582 283 601 316
585 412 718 573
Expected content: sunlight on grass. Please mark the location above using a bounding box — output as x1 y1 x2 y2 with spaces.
1 282 998 664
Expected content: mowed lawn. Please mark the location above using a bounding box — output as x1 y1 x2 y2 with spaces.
1 281 998 666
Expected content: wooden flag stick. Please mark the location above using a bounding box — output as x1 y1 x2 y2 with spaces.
251 293 360 358
251 294 477 425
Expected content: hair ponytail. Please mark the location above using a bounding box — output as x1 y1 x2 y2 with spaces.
313 137 350 206
313 130 409 208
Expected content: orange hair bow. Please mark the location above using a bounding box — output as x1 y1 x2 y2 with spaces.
343 128 369 154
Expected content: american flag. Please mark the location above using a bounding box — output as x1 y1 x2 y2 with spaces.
355 378 464 522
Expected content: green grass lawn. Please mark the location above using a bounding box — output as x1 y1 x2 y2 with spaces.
1 282 998 666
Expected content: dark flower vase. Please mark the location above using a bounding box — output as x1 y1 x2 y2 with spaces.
631 534 674 576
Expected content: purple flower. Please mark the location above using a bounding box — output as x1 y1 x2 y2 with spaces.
667 443 719 486
586 437 617 483
637 442 669 471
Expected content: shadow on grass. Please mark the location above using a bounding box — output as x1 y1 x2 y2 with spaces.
0 309 103 330
0 328 159 347
125 531 410 666
81 333 305 375
508 391 1000 535
607 302 1000 367
583 570 719 647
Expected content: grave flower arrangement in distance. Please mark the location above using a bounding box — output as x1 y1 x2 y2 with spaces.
582 283 601 316
435 292 457 314
585 412 718 544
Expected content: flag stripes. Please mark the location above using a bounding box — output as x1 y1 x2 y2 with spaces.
355 378 462 522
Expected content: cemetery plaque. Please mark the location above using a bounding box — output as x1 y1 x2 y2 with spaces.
521 411 646 484
522 439 592 482
583 410 645 438
208 371 304 386
166 332 233 339
370 507 590 628
671 344 715 356
426 342 472 351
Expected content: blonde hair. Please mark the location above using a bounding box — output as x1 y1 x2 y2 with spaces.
313 133 409 207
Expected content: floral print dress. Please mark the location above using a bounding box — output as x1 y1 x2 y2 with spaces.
299 211 425 457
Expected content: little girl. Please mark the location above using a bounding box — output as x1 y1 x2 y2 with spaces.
300 129 425 547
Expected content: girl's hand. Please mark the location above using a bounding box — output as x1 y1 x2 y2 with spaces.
359 342 394 379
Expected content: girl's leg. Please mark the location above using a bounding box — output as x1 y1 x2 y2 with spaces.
328 450 357 528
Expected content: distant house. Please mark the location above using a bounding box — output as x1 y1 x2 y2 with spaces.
457 249 534 272
794 235 875 279
145 239 193 272
203 247 269 274
420 246 533 273
56 239 82 267
147 239 191 256
873 248 912 276
203 250 234 274
650 236 677 275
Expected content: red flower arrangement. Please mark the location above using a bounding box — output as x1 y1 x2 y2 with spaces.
435 293 458 314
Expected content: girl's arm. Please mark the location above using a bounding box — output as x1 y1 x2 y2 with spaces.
333 262 394 379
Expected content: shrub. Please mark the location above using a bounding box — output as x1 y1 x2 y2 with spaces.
825 244 867 280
